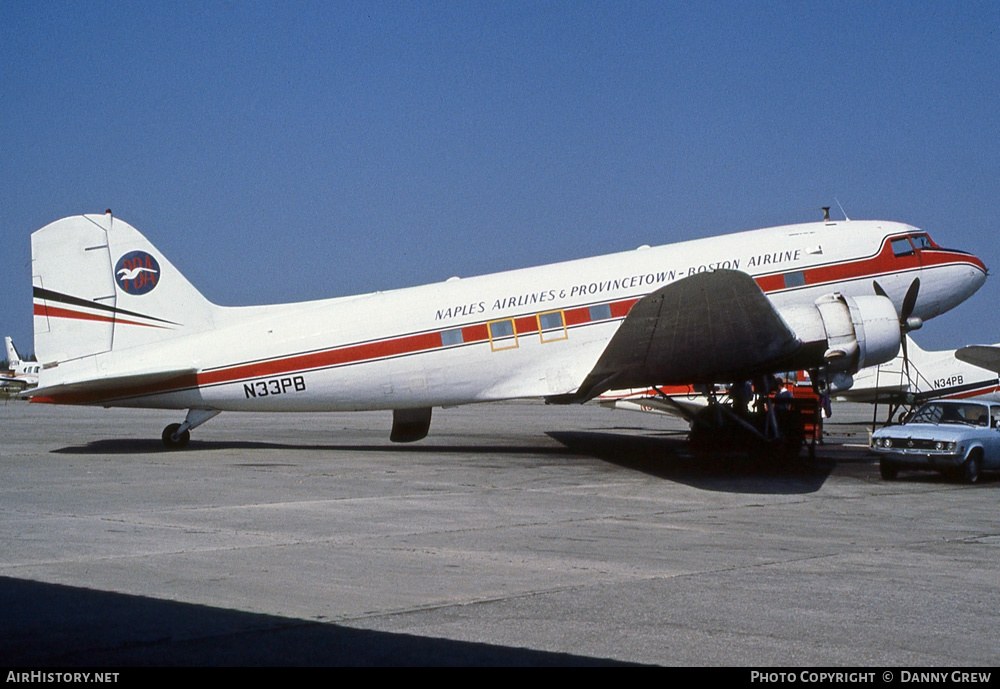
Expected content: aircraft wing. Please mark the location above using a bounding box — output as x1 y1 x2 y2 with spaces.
27 368 199 404
955 345 1000 374
553 270 801 403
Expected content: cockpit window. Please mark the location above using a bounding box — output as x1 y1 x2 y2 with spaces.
910 234 932 250
891 238 914 257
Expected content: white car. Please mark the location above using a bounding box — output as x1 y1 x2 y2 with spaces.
871 400 1000 483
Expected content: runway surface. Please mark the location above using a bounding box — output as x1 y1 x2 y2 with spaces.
1 400 997 666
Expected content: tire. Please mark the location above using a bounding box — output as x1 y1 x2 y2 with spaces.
880 459 899 481
960 452 981 484
161 423 190 449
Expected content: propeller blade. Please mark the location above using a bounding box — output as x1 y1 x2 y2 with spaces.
900 278 920 321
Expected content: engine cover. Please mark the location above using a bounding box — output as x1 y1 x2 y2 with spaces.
778 294 901 374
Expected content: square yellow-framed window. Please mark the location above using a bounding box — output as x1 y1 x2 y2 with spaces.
488 318 518 351
537 310 567 343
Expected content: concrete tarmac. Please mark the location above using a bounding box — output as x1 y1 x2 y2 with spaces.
1 400 997 666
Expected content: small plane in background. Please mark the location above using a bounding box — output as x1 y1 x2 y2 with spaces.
834 335 1000 421
26 211 986 450
1 337 40 391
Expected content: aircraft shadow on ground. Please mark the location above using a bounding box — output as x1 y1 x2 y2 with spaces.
50 433 832 493
547 430 832 494
50 438 580 457
50 436 996 491
0 577 638 667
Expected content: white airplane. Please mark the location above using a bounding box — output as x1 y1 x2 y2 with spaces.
27 212 986 448
1 336 40 391
837 335 1000 408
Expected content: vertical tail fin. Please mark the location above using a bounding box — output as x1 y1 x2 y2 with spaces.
903 334 927 362
32 213 218 364
4 337 21 368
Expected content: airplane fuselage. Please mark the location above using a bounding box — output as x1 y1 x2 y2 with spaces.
32 219 986 414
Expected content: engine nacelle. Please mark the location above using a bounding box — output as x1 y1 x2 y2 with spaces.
779 293 901 374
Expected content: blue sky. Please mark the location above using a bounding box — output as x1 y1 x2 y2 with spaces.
2 1 998 358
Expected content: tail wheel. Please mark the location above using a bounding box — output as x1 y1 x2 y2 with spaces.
162 423 191 449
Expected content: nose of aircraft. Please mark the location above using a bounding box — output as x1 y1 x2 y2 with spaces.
967 252 988 291
932 251 988 317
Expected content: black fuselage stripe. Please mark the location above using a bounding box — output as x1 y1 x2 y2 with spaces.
32 287 179 325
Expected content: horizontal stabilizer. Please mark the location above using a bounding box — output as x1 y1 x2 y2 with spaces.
955 345 1000 374
567 270 800 401
27 368 198 405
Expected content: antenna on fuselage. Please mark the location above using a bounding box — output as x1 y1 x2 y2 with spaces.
822 207 831 222
834 198 850 221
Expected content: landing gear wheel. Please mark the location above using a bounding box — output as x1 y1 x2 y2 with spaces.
162 423 190 449
879 459 898 481
960 454 981 484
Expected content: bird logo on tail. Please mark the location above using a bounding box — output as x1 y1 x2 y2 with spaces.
114 251 160 295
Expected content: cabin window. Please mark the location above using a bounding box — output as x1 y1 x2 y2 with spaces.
488 319 518 351
891 238 914 257
537 310 568 343
589 304 612 321
783 271 806 288
441 329 464 346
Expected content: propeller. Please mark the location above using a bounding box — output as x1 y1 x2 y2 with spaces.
868 277 922 430
873 277 922 383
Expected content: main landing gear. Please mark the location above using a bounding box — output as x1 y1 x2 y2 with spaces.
659 378 820 462
161 409 221 449
687 401 809 461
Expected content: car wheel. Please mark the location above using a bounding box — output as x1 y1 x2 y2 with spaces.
960 452 981 484
880 459 899 481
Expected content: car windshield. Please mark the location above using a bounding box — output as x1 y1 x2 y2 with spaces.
910 402 990 426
